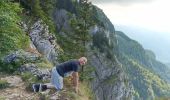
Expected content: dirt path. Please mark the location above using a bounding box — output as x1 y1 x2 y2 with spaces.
0 75 39 100
0 75 90 100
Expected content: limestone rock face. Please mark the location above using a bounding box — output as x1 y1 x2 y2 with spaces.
19 63 51 81
53 9 72 33
28 20 60 64
52 7 134 100
88 26 134 99
4 50 40 63
88 52 133 100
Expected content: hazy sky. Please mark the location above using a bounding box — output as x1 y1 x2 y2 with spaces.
91 0 170 34
90 0 170 63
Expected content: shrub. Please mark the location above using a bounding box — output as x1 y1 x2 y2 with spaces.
21 72 39 92
79 65 95 81
21 72 49 92
0 1 30 58
0 59 23 73
35 59 53 69
20 0 55 33
0 80 9 89
21 72 35 81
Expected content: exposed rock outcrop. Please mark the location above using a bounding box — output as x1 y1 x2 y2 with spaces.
53 7 134 100
53 9 72 33
4 50 40 63
19 63 51 81
88 51 133 100
88 25 133 100
27 20 60 64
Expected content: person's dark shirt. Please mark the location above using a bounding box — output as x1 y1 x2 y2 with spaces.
56 59 80 77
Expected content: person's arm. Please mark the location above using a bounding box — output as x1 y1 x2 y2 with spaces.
72 72 79 93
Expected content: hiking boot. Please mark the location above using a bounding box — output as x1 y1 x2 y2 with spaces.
40 84 48 91
32 84 40 92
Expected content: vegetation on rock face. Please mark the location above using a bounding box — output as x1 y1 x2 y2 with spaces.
92 31 115 60
0 80 9 89
124 55 170 99
91 6 115 33
56 0 94 61
55 0 96 83
0 1 30 58
0 60 22 73
56 0 77 14
21 72 48 92
20 0 56 33
116 31 170 99
0 0 95 99
0 49 44 73
3 0 170 99
0 1 30 73
90 6 118 61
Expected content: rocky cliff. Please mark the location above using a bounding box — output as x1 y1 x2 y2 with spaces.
1 0 170 100
0 0 138 99
52 1 133 99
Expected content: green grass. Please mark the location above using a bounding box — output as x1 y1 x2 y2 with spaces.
34 59 53 69
78 82 96 100
0 96 6 100
0 80 9 89
0 1 30 58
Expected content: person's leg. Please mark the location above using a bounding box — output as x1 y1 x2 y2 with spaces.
50 67 63 91
46 83 55 89
32 67 63 92
40 83 55 91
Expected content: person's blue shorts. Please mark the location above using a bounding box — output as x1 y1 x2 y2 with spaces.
51 67 63 90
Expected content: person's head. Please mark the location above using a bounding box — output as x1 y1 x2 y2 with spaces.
78 57 87 66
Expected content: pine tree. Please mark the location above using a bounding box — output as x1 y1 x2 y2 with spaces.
57 0 95 63
70 0 95 80
70 0 94 56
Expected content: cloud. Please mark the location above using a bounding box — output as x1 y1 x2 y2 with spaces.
89 0 154 5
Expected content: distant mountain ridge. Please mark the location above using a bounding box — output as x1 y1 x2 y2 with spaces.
116 31 170 99
115 24 170 63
